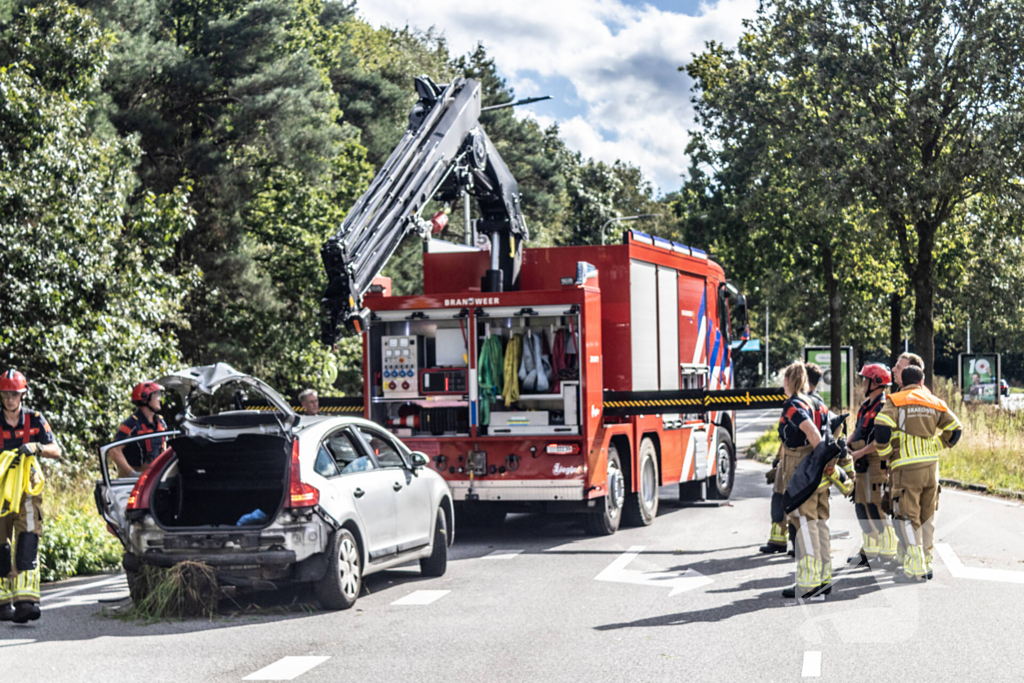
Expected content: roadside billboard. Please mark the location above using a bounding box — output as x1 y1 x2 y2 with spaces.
803 346 853 408
959 353 1001 404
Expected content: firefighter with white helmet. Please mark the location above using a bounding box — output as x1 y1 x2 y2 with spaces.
0 369 61 624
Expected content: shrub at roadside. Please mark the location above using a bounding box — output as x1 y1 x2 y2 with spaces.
747 427 780 464
38 485 122 582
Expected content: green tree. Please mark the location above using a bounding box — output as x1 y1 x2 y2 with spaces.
688 0 1024 387
0 2 191 476
88 0 372 393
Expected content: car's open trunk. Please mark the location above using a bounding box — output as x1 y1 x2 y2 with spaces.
151 433 290 528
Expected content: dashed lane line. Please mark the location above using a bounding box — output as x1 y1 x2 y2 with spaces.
243 656 330 681
482 549 524 560
802 651 822 677
390 590 450 605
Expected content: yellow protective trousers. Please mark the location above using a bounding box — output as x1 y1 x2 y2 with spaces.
890 463 939 579
784 445 827 591
0 451 45 605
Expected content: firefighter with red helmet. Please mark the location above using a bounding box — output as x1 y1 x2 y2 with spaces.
108 381 168 479
0 369 61 624
847 363 898 568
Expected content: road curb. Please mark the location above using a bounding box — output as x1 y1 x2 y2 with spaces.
940 477 1024 501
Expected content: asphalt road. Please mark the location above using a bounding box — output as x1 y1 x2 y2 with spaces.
4 408 1023 682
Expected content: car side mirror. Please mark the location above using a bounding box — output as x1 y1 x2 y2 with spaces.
410 451 430 469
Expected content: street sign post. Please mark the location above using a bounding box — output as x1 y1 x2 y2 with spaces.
958 353 1001 404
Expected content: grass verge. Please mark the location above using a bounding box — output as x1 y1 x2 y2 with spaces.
39 483 122 582
934 377 1024 493
746 427 780 464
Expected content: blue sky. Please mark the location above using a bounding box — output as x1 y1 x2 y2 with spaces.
358 0 761 194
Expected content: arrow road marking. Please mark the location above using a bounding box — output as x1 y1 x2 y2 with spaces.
935 543 1024 584
595 545 713 596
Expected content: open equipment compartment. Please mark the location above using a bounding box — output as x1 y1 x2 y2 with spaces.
368 307 473 438
475 304 582 436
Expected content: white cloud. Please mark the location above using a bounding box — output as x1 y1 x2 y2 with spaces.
357 0 759 192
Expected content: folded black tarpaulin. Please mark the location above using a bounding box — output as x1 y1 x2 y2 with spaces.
783 432 849 514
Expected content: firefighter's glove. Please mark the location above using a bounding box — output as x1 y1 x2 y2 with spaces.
16 443 41 457
765 467 776 485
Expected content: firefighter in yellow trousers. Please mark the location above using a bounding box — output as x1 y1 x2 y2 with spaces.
848 363 898 568
776 362 828 599
0 370 61 624
874 365 962 582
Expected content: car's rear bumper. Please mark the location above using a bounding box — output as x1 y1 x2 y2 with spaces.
125 550 297 570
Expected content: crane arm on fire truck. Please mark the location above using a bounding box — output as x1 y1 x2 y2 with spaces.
320 75 530 345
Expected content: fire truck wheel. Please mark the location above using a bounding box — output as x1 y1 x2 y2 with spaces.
420 507 448 577
706 431 735 500
585 444 624 536
624 438 659 527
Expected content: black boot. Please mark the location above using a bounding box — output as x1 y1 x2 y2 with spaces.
847 551 870 567
11 601 40 624
782 586 817 599
892 572 924 584
0 604 13 621
759 543 788 554
787 548 795 557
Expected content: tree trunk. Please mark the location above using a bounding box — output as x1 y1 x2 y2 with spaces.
823 245 843 409
889 291 902 368
913 222 937 389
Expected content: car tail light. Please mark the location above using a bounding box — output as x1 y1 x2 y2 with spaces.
126 447 174 512
288 438 320 508
546 443 580 455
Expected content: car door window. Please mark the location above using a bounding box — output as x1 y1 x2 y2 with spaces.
325 429 376 475
356 427 406 468
314 444 340 478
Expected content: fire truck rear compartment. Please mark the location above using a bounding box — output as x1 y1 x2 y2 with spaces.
151 434 290 528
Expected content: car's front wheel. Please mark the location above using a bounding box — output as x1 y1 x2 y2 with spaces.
314 528 362 610
420 507 448 577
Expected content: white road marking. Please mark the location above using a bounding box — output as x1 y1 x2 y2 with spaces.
0 639 36 648
942 489 1021 507
243 656 330 681
595 546 713 596
391 590 450 605
802 651 822 677
482 549 523 560
935 543 1024 584
40 574 127 602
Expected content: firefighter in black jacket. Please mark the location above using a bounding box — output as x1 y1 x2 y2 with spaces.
776 363 827 599
847 363 897 567
0 369 61 624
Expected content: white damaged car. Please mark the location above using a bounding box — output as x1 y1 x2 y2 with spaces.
94 363 454 610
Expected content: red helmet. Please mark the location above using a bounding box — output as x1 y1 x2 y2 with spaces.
859 363 892 386
0 369 28 394
131 381 164 406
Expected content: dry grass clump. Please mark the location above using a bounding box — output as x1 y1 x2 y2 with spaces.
127 561 220 620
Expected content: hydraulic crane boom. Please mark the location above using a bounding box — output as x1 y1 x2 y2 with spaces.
320 75 529 344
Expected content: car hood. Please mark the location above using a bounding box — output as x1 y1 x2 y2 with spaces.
158 363 297 423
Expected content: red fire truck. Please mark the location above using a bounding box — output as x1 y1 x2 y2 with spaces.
320 76 780 534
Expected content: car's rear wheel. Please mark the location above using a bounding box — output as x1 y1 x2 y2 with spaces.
420 507 448 577
126 569 149 605
314 528 361 610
